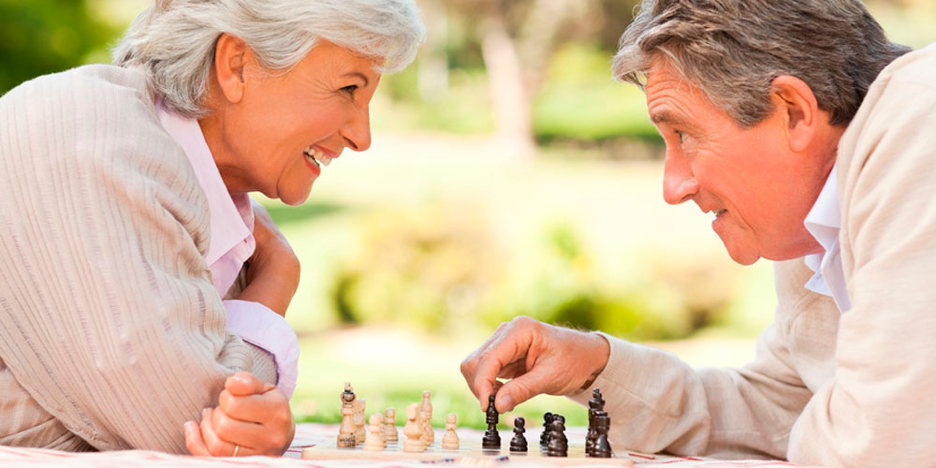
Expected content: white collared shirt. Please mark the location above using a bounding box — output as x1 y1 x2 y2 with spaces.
157 101 299 397
803 165 851 312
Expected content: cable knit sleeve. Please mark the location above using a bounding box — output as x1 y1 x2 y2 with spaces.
787 45 936 468
569 260 837 459
0 65 275 452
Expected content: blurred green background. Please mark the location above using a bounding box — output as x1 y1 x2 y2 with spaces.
2 0 934 430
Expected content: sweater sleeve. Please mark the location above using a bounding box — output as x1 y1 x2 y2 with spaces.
569 261 826 459
786 52 936 467
0 66 276 453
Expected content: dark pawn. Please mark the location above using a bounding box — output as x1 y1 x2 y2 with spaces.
482 394 501 449
540 412 554 448
592 410 612 458
510 417 528 452
545 415 568 457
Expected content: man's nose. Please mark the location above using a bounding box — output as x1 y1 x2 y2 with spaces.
662 152 699 205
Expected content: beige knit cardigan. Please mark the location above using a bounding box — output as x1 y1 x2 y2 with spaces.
570 44 936 467
0 65 276 452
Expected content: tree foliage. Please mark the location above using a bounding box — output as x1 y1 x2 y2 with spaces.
0 0 113 94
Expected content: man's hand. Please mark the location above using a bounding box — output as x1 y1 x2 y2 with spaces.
460 316 611 413
184 371 295 457
238 200 300 316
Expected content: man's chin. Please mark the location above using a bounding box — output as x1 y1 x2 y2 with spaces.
722 240 760 266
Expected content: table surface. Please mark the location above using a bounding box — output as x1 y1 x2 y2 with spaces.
0 424 811 468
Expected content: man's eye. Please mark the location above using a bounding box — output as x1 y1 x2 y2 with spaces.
341 85 359 95
675 130 688 144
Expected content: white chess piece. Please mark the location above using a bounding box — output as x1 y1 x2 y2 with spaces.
419 390 434 445
403 403 426 452
442 413 459 450
354 398 367 445
383 407 399 442
364 413 386 451
337 382 356 447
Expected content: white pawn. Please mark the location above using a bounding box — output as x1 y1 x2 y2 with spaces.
403 403 426 452
354 399 367 445
364 413 386 451
442 413 459 450
383 408 399 442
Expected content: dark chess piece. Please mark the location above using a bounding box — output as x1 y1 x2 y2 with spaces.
545 414 568 457
482 394 501 449
586 424 597 455
586 388 605 456
540 412 554 448
592 410 612 458
510 417 528 452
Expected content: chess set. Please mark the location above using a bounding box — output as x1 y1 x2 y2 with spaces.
302 384 634 465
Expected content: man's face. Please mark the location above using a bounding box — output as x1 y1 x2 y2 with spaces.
645 62 830 265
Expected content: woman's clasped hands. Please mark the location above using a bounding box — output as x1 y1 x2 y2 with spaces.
184 371 295 457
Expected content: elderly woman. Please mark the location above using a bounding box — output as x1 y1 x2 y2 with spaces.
0 0 423 457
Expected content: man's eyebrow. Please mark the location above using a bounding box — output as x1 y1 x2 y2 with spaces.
649 110 689 128
343 72 370 88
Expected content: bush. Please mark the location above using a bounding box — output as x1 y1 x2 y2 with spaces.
0 0 114 94
331 205 743 341
332 203 502 334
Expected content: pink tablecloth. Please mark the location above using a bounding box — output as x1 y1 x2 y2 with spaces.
0 424 809 468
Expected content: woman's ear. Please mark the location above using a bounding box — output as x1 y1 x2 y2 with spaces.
213 33 249 104
770 75 821 153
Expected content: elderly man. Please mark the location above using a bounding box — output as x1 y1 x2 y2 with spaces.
461 0 936 466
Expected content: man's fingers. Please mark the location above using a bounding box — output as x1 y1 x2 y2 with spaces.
460 320 515 388
465 320 538 410
473 356 507 411
495 364 553 413
184 421 210 456
497 359 528 379
225 371 273 397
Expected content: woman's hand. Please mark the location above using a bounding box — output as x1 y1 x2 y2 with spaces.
238 200 301 316
184 371 295 457
460 316 611 413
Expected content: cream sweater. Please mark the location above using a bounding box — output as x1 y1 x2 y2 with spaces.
0 65 276 452
571 44 936 467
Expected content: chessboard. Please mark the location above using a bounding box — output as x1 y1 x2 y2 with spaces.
312 383 630 465
302 431 635 466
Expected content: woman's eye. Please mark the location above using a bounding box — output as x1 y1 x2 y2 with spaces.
341 84 359 95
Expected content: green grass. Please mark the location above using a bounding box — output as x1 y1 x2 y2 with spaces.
261 144 777 427
290 328 590 429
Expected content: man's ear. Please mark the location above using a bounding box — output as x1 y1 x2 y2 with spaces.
770 75 822 153
213 33 249 104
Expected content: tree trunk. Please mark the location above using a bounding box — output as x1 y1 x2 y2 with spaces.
417 0 449 101
479 13 537 161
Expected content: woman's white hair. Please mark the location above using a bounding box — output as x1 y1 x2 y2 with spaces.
113 0 425 117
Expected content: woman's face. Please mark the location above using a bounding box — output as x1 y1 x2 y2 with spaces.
203 39 381 205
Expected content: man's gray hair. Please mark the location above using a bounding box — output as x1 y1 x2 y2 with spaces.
114 0 425 117
614 0 911 127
